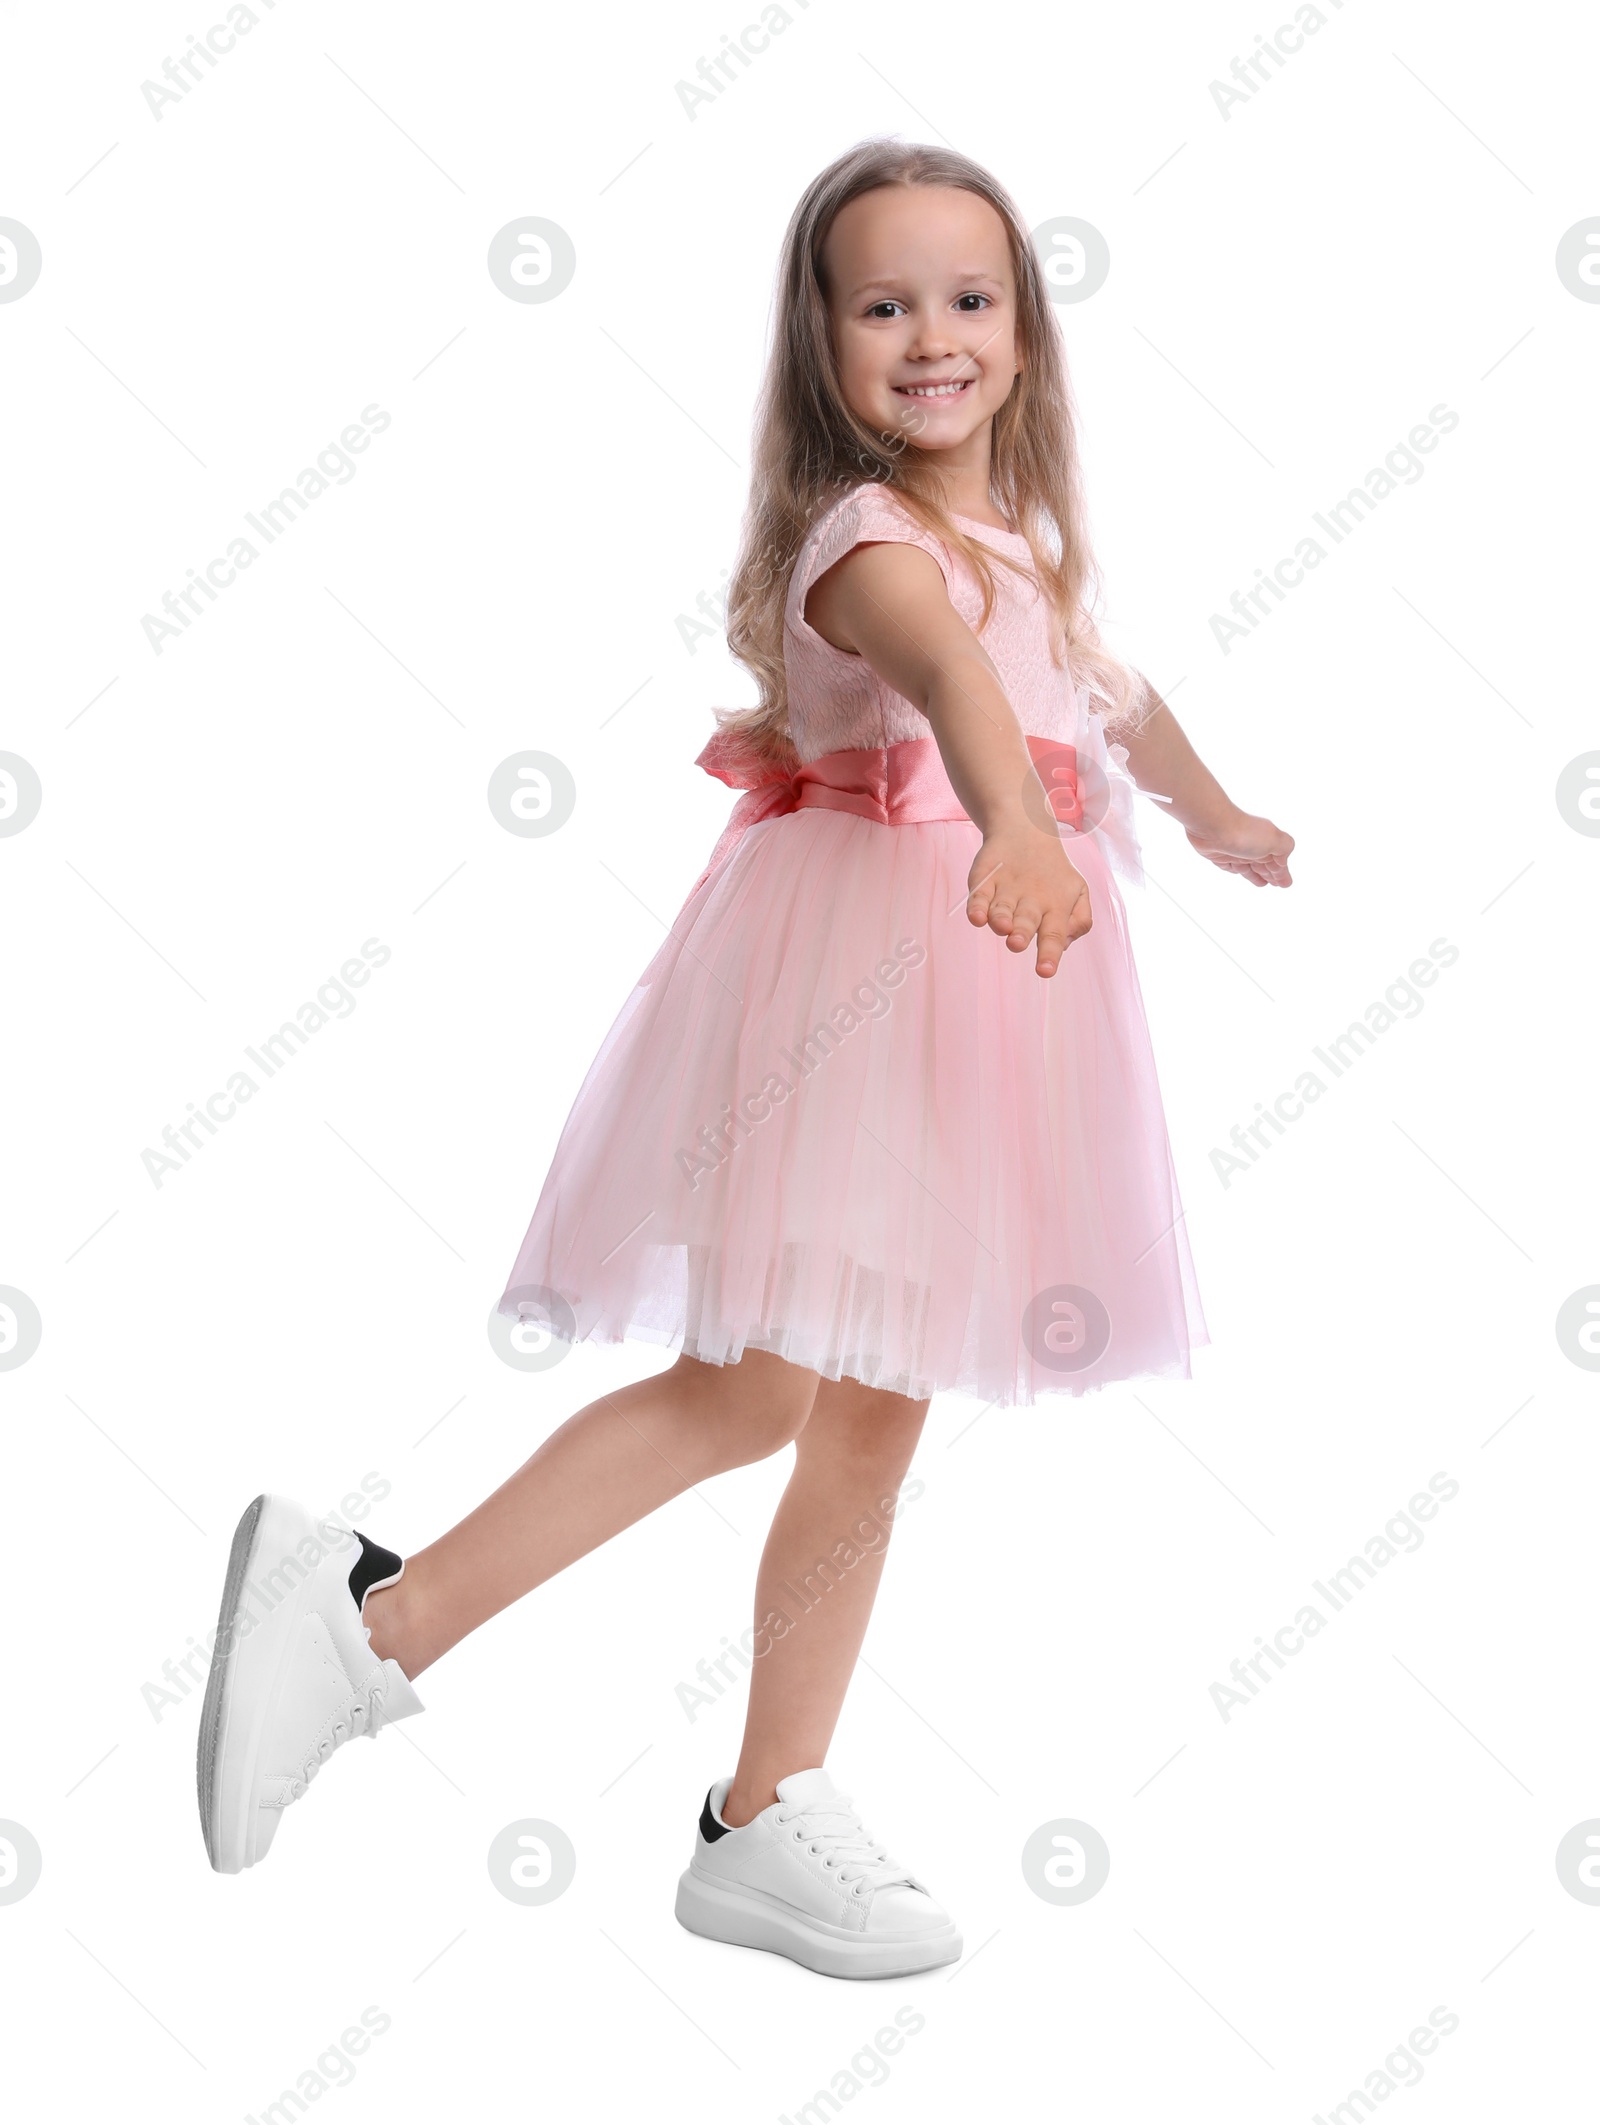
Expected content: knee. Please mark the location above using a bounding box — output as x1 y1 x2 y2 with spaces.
668 1351 818 1468
721 1402 811 1467
802 1389 929 1472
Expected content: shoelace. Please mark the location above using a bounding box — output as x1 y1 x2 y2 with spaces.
775 1795 916 1892
288 1680 392 1799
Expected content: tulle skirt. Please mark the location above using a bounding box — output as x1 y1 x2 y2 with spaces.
497 808 1207 1406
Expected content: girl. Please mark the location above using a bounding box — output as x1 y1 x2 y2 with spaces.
197 140 1292 1980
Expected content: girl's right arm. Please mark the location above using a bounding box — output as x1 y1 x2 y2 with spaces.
804 539 1091 980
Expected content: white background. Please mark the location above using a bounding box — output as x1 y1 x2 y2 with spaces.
2 0 1596 2117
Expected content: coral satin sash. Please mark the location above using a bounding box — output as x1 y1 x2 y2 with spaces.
691 730 1081 893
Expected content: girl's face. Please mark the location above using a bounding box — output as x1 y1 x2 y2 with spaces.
822 184 1021 459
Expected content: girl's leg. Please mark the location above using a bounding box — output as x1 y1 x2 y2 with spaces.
365 1349 819 1678
720 1376 929 1826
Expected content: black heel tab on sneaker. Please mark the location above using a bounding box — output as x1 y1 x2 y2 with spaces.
348 1531 404 1612
699 1787 733 1844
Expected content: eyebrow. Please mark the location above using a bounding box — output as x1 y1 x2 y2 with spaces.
845 270 1008 301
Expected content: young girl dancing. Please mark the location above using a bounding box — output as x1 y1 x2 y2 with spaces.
197 138 1292 1980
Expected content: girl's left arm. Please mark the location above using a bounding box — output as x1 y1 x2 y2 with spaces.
1115 679 1295 889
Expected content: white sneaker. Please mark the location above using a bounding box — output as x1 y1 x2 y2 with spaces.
674 1767 962 1978
197 1494 424 1874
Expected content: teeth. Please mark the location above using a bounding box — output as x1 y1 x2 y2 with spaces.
899 380 969 397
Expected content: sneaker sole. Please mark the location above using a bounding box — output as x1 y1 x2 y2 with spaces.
674 1867 962 1980
197 1493 318 1874
197 1494 265 1870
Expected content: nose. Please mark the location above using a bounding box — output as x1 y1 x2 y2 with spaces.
903 306 960 363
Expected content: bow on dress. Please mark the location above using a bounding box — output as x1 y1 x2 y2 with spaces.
687 727 1089 899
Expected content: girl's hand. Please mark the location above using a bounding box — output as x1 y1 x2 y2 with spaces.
967 828 1092 977
1185 806 1295 888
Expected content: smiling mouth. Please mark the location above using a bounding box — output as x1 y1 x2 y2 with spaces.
893 377 974 399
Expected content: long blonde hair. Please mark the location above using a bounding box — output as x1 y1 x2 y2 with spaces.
718 138 1148 770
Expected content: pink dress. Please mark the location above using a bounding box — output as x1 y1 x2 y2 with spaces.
497 482 1207 1405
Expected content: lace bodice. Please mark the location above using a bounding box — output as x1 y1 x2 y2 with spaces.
782 481 1085 765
